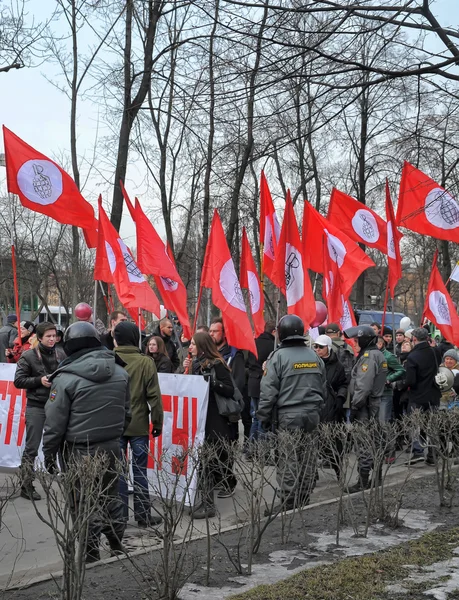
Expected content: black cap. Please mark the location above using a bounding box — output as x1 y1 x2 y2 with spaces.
325 323 340 334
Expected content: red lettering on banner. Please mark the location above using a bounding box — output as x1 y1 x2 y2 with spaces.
0 380 26 446
148 394 199 475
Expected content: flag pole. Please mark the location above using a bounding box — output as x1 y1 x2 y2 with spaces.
192 285 204 334
381 279 390 333
138 308 142 350
93 279 98 326
8 192 21 345
274 287 281 348
391 293 396 354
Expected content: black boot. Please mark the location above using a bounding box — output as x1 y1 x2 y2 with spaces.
347 472 370 493
107 537 126 557
191 493 216 519
20 485 41 501
370 467 383 487
85 546 101 563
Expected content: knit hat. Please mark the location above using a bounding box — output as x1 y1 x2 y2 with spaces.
114 321 140 348
315 334 332 349
20 321 35 334
404 329 413 340
382 326 393 336
325 323 340 334
444 349 459 362
396 328 405 335
7 314 18 324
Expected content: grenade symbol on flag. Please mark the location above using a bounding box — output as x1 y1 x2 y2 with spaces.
438 194 459 226
358 213 376 240
32 164 52 199
285 251 299 290
437 295 450 322
123 250 142 279
389 236 396 256
233 280 245 306
341 301 351 326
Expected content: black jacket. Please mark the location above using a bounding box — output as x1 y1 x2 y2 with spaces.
247 332 275 398
438 340 454 360
192 356 235 441
405 341 441 407
151 352 174 374
218 342 246 394
321 349 348 422
100 331 115 351
153 327 179 370
0 324 17 363
14 345 66 408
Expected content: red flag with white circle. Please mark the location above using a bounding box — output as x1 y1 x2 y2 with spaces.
240 227 265 337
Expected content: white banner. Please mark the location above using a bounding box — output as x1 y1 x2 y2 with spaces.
0 366 209 506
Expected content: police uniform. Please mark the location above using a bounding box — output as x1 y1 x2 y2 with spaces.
349 345 387 483
258 333 326 509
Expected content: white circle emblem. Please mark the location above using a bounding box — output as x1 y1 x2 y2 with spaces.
387 221 396 259
17 159 63 206
351 209 380 243
285 243 304 307
105 242 116 274
425 188 459 230
160 276 178 292
324 229 346 268
247 271 261 314
117 239 144 283
429 290 451 325
219 259 246 311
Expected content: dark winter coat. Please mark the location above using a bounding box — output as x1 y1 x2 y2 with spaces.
331 339 354 384
247 332 275 398
100 331 115 351
217 342 246 394
14 344 66 408
191 355 235 441
43 347 131 457
438 340 454 360
153 327 180 370
321 348 348 423
0 324 18 363
405 341 441 407
150 352 174 374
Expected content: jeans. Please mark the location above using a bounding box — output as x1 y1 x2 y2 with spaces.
119 436 151 523
379 393 393 424
408 401 436 457
249 397 265 442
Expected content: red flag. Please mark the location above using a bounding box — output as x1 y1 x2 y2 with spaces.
3 126 95 229
271 192 315 326
201 210 257 355
327 188 388 253
260 171 281 282
322 234 343 324
422 251 459 346
83 217 99 249
120 183 191 338
385 180 403 297
302 200 374 298
240 227 265 337
396 161 459 242
95 199 160 316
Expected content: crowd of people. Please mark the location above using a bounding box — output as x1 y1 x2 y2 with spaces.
1 304 456 563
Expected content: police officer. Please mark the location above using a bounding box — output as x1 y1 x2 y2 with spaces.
257 315 326 513
42 322 131 563
344 325 387 492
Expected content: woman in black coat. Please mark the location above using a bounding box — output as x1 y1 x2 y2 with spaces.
145 336 174 373
183 331 235 518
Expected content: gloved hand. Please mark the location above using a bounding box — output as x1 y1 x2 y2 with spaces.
151 427 162 438
44 455 57 475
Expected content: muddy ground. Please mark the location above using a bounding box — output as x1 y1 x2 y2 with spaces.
3 472 459 600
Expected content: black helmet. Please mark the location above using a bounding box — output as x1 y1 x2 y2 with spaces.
343 325 376 350
63 322 101 355
278 314 304 342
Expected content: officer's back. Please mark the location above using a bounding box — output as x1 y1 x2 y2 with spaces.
258 315 326 431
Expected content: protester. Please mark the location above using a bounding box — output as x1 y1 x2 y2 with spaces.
145 335 174 373
370 322 380 335
114 322 163 528
15 322 66 500
209 317 249 447
439 349 459 409
382 327 393 348
0 314 18 363
258 315 326 513
183 331 235 519
246 320 276 454
101 310 128 351
314 334 347 480
6 320 35 363
438 337 455 360
375 336 405 423
395 329 405 357
344 325 387 492
153 318 180 370
404 327 441 464
42 322 130 562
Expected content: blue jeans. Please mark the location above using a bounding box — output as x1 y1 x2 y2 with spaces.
379 394 393 424
119 436 151 523
249 398 265 442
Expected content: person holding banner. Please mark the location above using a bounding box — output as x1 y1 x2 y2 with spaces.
15 322 66 501
183 331 236 519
